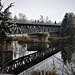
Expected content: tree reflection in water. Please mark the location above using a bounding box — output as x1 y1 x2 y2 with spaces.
61 38 75 75
0 41 13 73
27 42 48 51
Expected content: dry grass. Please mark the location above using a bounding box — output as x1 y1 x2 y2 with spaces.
31 69 57 75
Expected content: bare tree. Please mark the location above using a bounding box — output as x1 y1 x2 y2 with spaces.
39 15 44 23
46 16 49 23
19 13 27 23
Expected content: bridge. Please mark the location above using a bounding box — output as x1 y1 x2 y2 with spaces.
1 22 62 74
8 22 61 34
2 41 61 74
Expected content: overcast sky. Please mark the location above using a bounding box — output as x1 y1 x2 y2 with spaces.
2 0 75 22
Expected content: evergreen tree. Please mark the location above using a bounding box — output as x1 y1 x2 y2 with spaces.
68 13 75 37
0 0 13 40
54 21 56 24
61 13 75 37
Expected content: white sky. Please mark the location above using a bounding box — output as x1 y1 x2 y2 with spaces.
2 0 75 22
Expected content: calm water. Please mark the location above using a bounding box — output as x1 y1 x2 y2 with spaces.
0 40 75 75
18 40 75 75
13 41 49 60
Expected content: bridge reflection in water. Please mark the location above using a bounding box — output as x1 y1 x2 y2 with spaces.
0 41 13 73
1 39 75 75
0 41 56 74
3 41 61 74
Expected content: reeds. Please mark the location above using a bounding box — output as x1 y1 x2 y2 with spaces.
31 69 57 75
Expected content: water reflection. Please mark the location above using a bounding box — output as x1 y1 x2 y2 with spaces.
20 39 75 75
61 39 75 64
0 51 13 72
13 41 37 60
60 39 75 75
13 42 50 59
0 39 75 75
27 42 49 51
0 41 13 51
0 41 13 73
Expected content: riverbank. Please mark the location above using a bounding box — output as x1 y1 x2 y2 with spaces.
13 36 51 44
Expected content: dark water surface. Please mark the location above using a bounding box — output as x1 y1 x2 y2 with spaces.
0 39 75 75
13 41 49 59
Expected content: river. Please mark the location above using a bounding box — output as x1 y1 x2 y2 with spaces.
0 40 75 75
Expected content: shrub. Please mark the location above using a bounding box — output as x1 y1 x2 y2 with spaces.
13 36 27 41
17 39 24 44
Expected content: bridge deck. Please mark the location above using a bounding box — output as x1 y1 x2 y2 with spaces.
8 22 61 34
